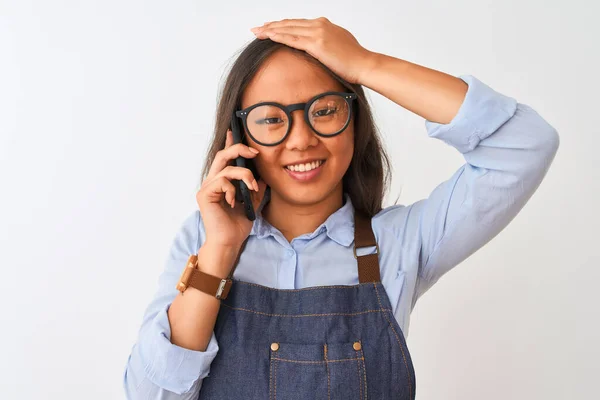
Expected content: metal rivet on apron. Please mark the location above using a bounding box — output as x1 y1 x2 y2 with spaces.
270 342 280 351
353 341 362 351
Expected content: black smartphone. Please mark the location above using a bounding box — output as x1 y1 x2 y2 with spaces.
230 112 259 221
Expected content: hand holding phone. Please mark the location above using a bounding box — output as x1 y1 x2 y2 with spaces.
194 122 265 253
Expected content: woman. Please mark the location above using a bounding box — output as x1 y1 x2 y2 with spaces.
123 17 559 399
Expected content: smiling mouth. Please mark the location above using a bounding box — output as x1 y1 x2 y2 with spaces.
284 159 326 172
283 159 326 182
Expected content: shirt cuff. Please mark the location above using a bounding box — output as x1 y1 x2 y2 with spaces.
425 74 518 153
139 302 219 394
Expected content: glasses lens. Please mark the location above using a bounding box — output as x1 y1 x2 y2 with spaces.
246 105 288 144
308 94 350 135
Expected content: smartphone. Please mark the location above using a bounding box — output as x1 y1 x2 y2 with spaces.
230 112 259 221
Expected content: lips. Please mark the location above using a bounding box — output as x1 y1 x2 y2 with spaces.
284 160 325 182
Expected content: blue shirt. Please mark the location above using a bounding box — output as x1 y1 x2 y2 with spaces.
123 75 560 399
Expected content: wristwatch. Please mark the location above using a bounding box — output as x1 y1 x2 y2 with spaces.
176 254 233 300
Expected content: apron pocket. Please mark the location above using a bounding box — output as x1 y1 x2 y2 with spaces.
269 340 368 400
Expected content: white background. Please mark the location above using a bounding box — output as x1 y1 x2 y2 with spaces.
1 1 598 399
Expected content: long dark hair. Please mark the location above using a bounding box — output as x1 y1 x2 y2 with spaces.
201 38 391 217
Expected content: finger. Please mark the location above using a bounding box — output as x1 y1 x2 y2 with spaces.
258 19 314 29
223 130 235 170
206 143 260 182
254 26 315 39
222 180 235 208
224 129 234 149
204 129 235 183
201 176 237 208
259 31 311 49
214 165 258 193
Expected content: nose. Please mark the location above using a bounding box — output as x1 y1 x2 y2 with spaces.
284 110 318 151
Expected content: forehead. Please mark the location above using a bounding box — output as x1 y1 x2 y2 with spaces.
241 49 345 109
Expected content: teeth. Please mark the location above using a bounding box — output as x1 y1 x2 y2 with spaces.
286 160 324 172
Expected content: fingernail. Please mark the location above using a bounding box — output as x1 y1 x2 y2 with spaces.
253 179 258 191
249 147 259 154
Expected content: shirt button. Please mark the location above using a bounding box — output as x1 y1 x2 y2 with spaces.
287 250 294 257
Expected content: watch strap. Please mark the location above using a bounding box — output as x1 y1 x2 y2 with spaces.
188 266 232 299
177 254 233 299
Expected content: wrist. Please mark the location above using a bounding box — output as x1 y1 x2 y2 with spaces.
356 50 381 87
196 242 240 278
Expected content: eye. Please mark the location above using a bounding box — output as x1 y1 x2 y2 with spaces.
255 117 285 125
313 107 338 117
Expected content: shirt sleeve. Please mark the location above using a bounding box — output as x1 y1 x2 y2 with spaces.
123 210 219 399
410 74 560 302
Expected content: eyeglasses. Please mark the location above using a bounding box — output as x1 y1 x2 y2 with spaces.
235 91 358 146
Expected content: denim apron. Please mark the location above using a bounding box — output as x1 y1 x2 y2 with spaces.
198 212 417 399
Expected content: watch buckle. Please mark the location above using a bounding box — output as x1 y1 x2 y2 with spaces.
216 279 228 299
177 255 198 294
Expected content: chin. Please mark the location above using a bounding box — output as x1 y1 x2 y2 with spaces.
273 182 342 207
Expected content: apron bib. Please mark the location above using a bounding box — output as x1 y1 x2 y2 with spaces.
198 212 416 399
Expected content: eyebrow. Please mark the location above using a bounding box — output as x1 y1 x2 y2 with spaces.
247 90 342 108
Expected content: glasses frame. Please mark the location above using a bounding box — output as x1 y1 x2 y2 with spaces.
235 91 358 147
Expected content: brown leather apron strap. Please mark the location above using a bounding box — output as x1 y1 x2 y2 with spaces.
354 211 381 283
227 236 250 279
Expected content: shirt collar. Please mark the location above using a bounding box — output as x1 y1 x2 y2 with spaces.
250 187 355 247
